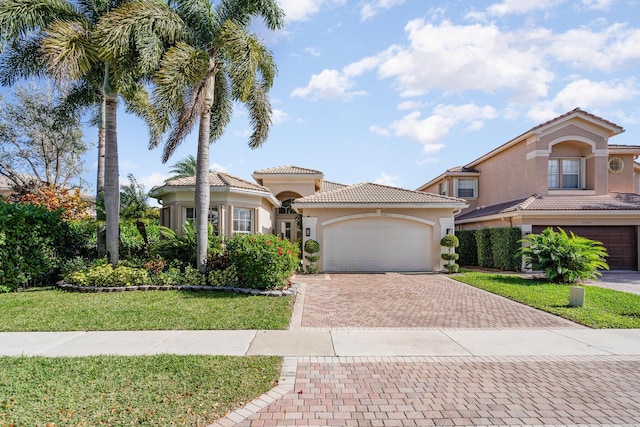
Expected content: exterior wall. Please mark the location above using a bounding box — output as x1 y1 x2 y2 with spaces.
299 207 455 272
257 178 318 198
608 154 637 193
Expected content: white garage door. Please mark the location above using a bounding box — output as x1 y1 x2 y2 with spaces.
323 217 431 272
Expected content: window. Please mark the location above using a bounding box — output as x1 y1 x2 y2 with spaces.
548 158 583 189
160 207 171 228
233 208 252 234
609 157 624 173
455 178 477 198
279 199 295 214
185 207 219 234
438 181 448 196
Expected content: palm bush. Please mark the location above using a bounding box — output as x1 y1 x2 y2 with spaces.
151 222 222 268
518 227 609 283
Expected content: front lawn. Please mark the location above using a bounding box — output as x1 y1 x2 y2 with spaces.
0 289 293 331
454 271 640 328
0 355 280 426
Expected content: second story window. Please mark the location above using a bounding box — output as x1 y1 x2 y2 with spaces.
438 181 448 196
549 158 583 189
453 178 478 199
278 199 295 214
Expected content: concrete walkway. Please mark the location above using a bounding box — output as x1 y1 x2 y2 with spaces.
3 328 640 358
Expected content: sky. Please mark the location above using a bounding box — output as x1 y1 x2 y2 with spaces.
10 0 640 197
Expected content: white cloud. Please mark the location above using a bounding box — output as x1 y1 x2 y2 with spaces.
374 171 401 186
486 0 565 17
271 109 290 125
369 125 390 136
304 47 321 57
581 0 616 10
210 163 228 173
377 104 498 154
360 0 405 21
137 172 172 190
397 100 423 111
277 0 346 22
528 78 640 121
377 19 554 101
290 69 366 100
549 23 640 72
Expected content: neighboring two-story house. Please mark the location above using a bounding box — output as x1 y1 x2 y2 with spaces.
417 108 640 270
150 166 468 272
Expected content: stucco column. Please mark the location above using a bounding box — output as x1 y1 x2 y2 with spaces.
520 224 533 271
439 217 455 271
302 216 319 270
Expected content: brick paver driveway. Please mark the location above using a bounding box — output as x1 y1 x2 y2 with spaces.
297 273 580 329
219 274 640 427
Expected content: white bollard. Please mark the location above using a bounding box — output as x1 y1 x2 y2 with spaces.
569 286 585 307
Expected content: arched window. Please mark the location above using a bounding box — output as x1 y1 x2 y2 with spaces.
279 199 295 214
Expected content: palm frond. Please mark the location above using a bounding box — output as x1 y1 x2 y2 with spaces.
172 0 214 46
216 0 284 31
94 0 184 62
0 36 47 84
208 72 232 142
245 80 271 149
0 0 80 42
217 20 258 101
41 19 97 81
162 86 203 162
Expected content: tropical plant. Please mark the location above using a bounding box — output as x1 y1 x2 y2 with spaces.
169 154 198 179
151 221 222 268
440 234 460 273
303 239 320 274
226 234 299 290
518 227 609 283
95 0 285 272
0 0 163 266
120 173 149 220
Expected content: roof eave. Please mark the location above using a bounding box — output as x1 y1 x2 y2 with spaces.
149 185 280 207
293 202 469 209
456 208 640 224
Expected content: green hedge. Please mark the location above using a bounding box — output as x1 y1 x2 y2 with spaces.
476 228 493 268
0 199 82 292
490 227 522 271
455 230 477 266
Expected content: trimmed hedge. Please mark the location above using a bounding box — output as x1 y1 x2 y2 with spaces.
455 230 477 266
490 227 522 271
476 228 493 268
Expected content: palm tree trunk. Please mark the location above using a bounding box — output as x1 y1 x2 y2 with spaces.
103 64 119 265
195 73 215 272
96 94 107 257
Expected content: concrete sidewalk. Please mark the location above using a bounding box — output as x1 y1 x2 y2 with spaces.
2 328 640 357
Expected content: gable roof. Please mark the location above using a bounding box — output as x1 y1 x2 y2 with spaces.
294 182 467 208
149 171 278 205
456 192 640 222
253 165 323 175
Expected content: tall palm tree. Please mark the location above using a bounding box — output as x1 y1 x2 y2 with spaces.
0 0 164 265
169 154 198 179
97 0 284 272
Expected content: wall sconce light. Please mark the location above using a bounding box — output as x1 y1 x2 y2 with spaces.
306 228 311 237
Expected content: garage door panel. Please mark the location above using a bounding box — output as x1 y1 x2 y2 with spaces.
532 225 637 270
324 218 431 272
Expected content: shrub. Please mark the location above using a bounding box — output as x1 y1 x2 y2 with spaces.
151 222 221 268
440 234 459 274
490 227 522 271
476 228 493 268
226 234 299 290
303 239 320 274
518 227 609 283
120 220 161 260
0 199 84 291
456 230 477 266
208 265 238 287
64 264 151 287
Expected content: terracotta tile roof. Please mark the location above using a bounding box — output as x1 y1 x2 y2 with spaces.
295 182 466 205
158 172 271 193
253 166 323 175
457 192 640 221
320 180 349 192
529 108 623 134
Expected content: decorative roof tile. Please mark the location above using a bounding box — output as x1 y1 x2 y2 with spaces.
253 166 323 175
295 182 466 205
157 172 271 193
457 193 640 221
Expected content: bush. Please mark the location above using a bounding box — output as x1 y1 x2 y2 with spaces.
208 265 238 287
440 234 459 274
64 264 151 287
0 199 86 291
120 220 161 260
303 239 320 274
518 227 609 283
151 222 221 268
490 227 522 271
226 234 299 290
476 228 493 268
456 230 477 266
303 239 320 254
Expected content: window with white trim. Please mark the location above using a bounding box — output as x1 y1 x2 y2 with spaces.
454 178 477 198
233 208 252 234
548 158 584 189
185 207 219 234
438 181 448 196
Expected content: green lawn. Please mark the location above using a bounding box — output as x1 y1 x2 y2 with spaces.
0 355 280 426
0 288 293 331
454 271 640 328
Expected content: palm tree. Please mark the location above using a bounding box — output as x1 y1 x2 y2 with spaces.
96 0 284 272
169 154 198 179
0 0 165 265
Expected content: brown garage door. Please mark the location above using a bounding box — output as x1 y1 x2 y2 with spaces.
532 226 637 270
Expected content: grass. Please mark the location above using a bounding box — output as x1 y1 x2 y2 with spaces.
454 271 640 328
0 355 280 426
0 289 293 331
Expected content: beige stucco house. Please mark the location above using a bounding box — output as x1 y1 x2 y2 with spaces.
417 108 640 270
150 166 468 272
